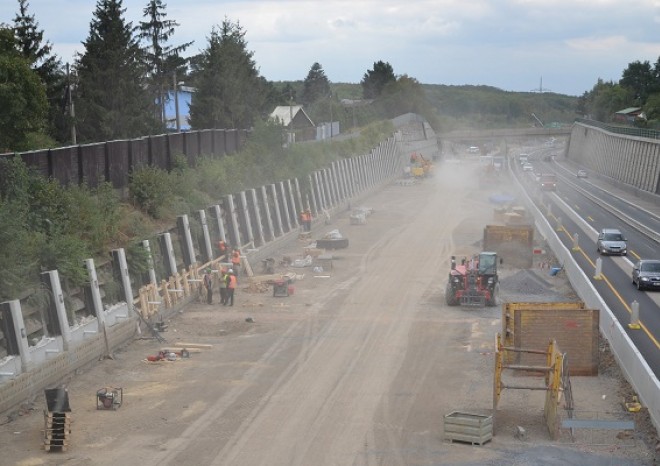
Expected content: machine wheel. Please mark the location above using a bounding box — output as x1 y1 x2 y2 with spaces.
445 282 458 306
636 279 643 291
486 284 499 307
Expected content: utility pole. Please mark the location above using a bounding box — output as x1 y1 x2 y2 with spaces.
66 63 77 145
173 70 180 132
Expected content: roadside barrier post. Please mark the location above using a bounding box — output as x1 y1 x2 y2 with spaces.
594 258 603 280
572 233 580 252
628 301 641 330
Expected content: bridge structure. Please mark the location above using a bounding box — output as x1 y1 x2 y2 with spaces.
439 126 571 144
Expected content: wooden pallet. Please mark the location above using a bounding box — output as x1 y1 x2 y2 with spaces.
43 410 71 452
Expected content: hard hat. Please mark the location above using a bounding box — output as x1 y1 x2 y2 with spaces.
228 269 233 274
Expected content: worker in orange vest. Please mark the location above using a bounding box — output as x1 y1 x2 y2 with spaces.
226 269 237 306
231 248 241 277
218 240 228 259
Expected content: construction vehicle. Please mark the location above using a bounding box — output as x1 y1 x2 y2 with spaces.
445 252 499 307
409 152 433 178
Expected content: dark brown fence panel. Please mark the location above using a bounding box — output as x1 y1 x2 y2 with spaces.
225 130 239 153
149 134 169 170
130 137 149 170
199 130 214 155
183 131 200 165
106 140 130 189
80 143 106 188
213 130 227 156
50 146 79 186
19 149 50 179
168 133 184 160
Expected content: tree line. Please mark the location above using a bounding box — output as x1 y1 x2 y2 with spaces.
1 0 432 153
578 58 660 126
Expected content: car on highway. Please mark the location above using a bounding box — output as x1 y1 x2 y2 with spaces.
576 169 588 178
632 259 660 290
596 228 627 256
522 163 534 172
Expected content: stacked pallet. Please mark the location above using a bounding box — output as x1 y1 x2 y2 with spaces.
43 410 71 452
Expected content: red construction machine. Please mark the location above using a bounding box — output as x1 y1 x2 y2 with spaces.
445 252 500 307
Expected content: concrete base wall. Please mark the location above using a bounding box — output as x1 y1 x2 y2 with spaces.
567 122 660 195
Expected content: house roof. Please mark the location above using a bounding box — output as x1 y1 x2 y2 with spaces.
615 107 642 115
270 105 314 126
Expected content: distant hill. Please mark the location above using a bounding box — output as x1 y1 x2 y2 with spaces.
423 84 578 131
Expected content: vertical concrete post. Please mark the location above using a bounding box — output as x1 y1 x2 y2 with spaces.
330 163 342 203
84 258 106 327
225 194 242 248
313 171 326 210
259 186 275 240
177 214 196 268
248 189 264 247
41 270 72 348
198 209 214 263
322 169 334 207
142 240 158 285
338 159 350 200
239 191 255 247
159 232 178 278
278 181 292 232
347 158 357 196
111 248 135 317
294 179 304 211
212 204 227 243
308 174 319 215
269 184 284 236
286 180 299 228
3 300 32 370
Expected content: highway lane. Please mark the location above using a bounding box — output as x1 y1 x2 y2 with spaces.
513 159 660 378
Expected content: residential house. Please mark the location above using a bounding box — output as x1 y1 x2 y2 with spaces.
270 105 316 144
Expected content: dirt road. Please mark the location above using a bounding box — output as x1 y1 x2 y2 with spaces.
1 162 656 465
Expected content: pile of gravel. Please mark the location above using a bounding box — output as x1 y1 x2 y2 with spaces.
499 269 573 302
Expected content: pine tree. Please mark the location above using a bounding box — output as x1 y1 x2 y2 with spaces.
12 0 66 143
75 0 156 142
137 0 193 123
0 26 47 151
361 61 396 99
188 19 265 130
301 62 330 105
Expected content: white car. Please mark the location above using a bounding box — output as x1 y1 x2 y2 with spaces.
522 163 534 172
576 169 587 178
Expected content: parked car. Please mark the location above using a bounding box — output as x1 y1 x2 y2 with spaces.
597 228 627 256
576 169 588 178
632 259 660 290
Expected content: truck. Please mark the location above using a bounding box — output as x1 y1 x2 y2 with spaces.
539 173 557 191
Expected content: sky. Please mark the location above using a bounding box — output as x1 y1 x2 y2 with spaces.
2 0 660 97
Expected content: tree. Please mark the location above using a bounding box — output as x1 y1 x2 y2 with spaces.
301 62 330 105
0 26 47 151
620 60 656 106
12 0 67 143
75 0 156 142
188 19 265 129
361 61 396 99
137 0 193 123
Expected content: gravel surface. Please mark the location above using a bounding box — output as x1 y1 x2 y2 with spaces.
0 160 657 465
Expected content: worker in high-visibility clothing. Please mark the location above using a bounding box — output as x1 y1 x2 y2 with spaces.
226 269 237 306
218 240 228 259
231 248 241 277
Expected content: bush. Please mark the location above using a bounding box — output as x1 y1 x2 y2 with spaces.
129 166 172 218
